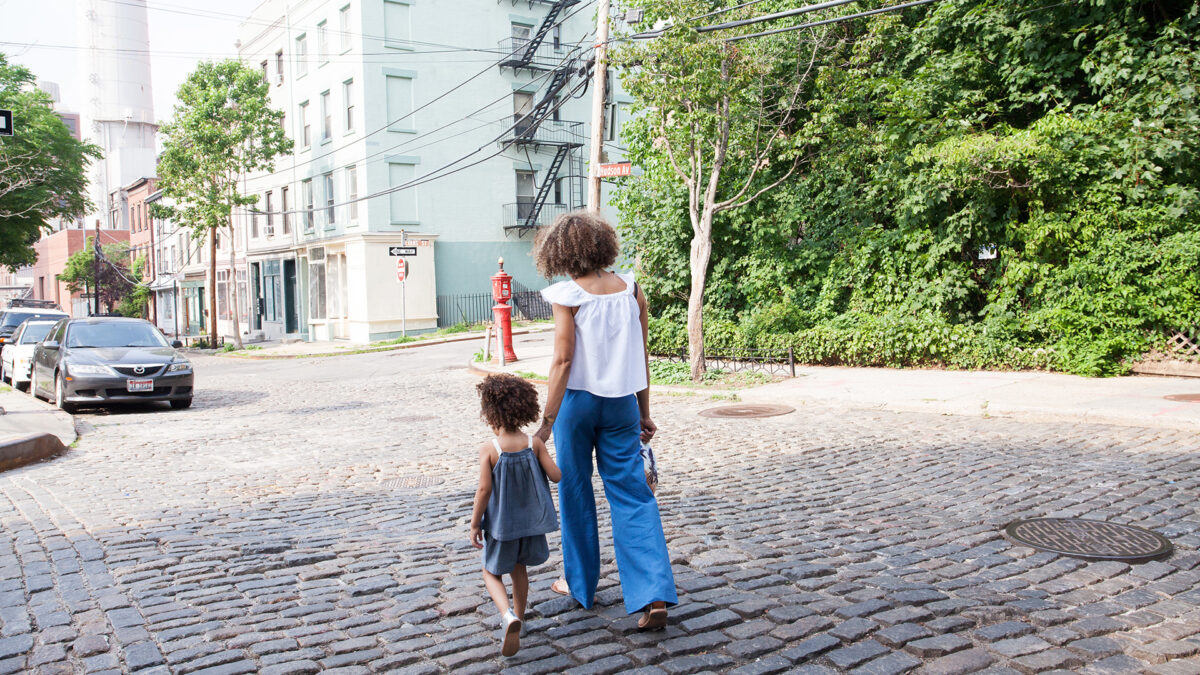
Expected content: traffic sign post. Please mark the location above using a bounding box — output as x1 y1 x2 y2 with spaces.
398 231 408 337
388 246 417 256
0 110 12 137
597 162 632 178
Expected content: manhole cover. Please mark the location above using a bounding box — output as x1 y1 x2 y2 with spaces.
1163 393 1200 403
699 404 795 419
1004 518 1172 562
381 476 444 490
393 415 436 423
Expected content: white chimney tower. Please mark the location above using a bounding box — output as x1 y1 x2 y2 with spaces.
78 0 157 229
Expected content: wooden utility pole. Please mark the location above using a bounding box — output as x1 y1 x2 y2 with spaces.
209 230 218 348
586 0 611 212
92 220 101 316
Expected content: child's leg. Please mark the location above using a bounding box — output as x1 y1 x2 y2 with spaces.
482 569 510 615
510 564 528 619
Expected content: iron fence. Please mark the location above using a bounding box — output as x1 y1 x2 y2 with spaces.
435 285 554 328
652 346 797 377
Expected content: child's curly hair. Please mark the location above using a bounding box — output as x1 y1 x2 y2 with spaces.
532 210 619 279
477 374 540 432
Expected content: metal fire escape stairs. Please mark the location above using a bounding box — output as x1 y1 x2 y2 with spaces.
504 60 586 234
500 0 581 70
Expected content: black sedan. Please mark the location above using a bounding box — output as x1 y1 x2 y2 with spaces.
31 317 194 413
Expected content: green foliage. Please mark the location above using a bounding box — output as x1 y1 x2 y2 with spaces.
620 0 1200 376
57 242 143 315
0 53 102 269
220 342 238 353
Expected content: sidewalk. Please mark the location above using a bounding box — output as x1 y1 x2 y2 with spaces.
478 334 1200 430
0 388 75 471
216 323 554 360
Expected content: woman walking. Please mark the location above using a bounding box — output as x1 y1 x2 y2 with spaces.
533 211 676 630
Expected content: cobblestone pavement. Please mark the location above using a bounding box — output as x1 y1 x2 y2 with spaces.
1 337 1198 675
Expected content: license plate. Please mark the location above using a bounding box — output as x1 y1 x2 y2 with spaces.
127 379 154 392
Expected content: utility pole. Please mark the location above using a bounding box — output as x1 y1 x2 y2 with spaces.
92 219 101 316
587 0 611 212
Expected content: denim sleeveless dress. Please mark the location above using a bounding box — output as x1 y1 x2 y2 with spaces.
481 438 558 575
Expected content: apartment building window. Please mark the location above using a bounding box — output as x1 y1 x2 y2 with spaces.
250 204 259 239
217 270 230 320
554 178 564 205
261 60 269 83
513 92 533 135
323 172 336 226
320 90 331 141
384 0 411 47
605 103 619 141
309 247 326 320
275 50 284 84
237 269 249 323
343 79 355 132
511 23 532 50
346 165 358 221
302 178 314 230
553 25 562 50
317 20 329 64
339 5 351 52
515 170 536 219
295 34 308 76
385 75 413 131
264 191 274 236
299 101 310 147
388 162 417 224
281 186 291 234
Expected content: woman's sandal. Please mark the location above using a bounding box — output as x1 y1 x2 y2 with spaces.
637 601 668 631
550 578 570 596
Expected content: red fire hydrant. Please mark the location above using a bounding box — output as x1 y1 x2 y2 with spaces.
492 257 518 364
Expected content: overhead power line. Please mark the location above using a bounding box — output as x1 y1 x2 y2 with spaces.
725 0 940 41
695 0 860 33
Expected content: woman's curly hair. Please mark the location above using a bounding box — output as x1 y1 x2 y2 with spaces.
532 210 620 279
477 374 540 432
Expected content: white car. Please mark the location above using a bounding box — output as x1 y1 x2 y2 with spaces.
1 320 58 391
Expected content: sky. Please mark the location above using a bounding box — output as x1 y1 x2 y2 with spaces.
0 0 252 124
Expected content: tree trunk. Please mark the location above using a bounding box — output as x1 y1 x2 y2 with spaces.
687 210 714 382
228 224 243 349
209 229 218 348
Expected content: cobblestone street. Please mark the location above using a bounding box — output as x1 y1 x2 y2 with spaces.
1 337 1198 674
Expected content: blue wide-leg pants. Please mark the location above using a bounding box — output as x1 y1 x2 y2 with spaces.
554 389 677 614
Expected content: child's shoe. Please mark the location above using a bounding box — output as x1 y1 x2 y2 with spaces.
500 609 522 657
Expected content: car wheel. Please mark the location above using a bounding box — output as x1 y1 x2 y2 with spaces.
30 368 41 400
55 372 77 414
0 362 8 385
170 397 192 410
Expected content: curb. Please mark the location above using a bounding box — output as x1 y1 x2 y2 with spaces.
0 433 67 473
468 360 743 398
218 325 555 360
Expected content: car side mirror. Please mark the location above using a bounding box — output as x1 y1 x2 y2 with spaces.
42 340 60 350
171 340 183 349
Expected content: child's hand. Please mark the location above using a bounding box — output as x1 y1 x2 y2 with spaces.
470 526 484 549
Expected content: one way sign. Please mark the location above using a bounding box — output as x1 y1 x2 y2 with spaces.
389 246 417 256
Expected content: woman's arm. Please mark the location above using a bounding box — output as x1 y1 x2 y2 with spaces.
532 437 561 482
535 303 576 442
636 284 656 442
469 445 493 548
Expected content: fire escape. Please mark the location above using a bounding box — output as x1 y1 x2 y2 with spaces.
499 0 586 235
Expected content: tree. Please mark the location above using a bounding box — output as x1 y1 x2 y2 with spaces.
0 53 101 270
615 1 827 381
155 60 292 348
57 241 137 314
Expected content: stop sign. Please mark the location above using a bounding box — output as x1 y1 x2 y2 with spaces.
396 258 408 282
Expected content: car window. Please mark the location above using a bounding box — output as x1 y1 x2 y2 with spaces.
2 312 64 329
65 322 169 349
49 321 67 344
18 323 54 344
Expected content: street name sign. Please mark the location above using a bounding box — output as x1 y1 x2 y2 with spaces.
396 258 408 282
0 110 12 137
389 246 417 256
597 162 632 178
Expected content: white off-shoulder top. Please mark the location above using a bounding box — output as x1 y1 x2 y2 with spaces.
540 272 648 398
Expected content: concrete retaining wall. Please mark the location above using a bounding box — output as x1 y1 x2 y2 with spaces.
0 433 67 472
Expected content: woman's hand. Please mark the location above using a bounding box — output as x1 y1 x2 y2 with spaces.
640 416 657 442
534 420 553 443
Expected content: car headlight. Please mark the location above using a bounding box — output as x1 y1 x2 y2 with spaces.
68 364 114 376
167 361 191 372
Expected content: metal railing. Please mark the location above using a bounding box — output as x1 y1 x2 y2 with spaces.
435 287 553 328
498 37 571 70
652 346 799 377
503 202 568 230
501 118 586 147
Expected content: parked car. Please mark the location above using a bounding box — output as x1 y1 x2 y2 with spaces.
0 320 58 391
31 317 194 413
0 306 67 358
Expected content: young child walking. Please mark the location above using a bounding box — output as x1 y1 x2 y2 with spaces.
470 374 561 657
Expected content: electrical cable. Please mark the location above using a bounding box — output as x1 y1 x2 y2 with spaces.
695 0 860 33
724 0 939 41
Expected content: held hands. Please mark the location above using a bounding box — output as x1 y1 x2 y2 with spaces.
640 416 657 442
470 525 484 549
534 420 553 443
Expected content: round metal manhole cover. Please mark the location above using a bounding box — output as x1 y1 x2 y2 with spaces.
1004 518 1172 562
699 404 795 419
381 476 444 490
393 415 436 423
1163 393 1200 403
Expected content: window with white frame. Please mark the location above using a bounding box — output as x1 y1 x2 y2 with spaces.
320 90 331 140
317 20 329 64
295 34 308 76
299 101 310 147
339 5 351 52
265 191 274 236
346 165 358 221
323 172 335 226
281 186 291 234
302 178 314 230
275 50 284 84
343 79 355 132
384 0 411 47
217 270 230 320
